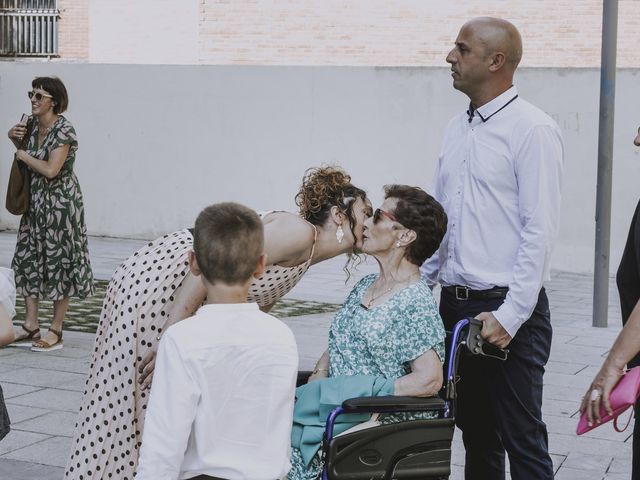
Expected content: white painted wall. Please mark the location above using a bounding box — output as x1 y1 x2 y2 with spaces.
0 64 638 275
89 0 199 64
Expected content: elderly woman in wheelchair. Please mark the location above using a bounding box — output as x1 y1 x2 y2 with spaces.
289 185 449 480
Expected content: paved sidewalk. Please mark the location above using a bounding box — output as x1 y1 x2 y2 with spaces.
0 231 631 479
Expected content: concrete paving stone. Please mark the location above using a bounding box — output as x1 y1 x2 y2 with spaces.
12 411 77 438
546 360 590 375
41 344 95 359
549 432 632 458
562 451 612 472
1 382 42 400
0 367 87 392
545 371 600 389
567 417 630 442
0 430 50 455
550 343 610 358
554 466 607 480
576 365 606 378
568 335 622 348
551 453 568 473
545 383 590 402
551 333 580 345
0 347 28 362
542 399 581 418
6 388 83 413
554 325 620 339
545 414 585 437
5 404 50 424
552 305 594 315
0 458 64 480
549 349 610 366
2 435 72 468
0 352 90 375
608 456 633 474
0 362 22 375
604 474 632 480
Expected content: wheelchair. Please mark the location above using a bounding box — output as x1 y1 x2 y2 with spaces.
297 318 508 480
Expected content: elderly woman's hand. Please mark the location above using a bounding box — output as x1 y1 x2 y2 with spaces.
580 362 624 426
308 368 329 382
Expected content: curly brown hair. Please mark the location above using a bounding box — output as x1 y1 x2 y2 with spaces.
384 185 447 266
295 166 367 250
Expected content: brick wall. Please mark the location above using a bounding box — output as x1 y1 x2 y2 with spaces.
197 0 639 68
57 0 89 60
56 0 639 67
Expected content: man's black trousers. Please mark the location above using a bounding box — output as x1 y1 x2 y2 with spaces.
440 287 554 480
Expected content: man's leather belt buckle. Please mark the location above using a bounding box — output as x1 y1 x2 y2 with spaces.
455 286 469 300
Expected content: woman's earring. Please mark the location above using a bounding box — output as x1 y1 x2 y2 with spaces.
396 241 401 247
336 225 344 244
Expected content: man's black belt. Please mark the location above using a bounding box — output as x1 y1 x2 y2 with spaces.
443 285 509 301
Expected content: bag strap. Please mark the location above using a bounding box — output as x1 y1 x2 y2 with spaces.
614 408 635 433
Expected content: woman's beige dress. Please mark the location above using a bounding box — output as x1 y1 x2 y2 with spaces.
65 219 316 480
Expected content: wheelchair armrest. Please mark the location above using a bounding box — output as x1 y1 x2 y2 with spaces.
341 395 445 414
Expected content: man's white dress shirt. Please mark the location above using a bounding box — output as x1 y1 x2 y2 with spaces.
421 86 564 337
135 302 298 480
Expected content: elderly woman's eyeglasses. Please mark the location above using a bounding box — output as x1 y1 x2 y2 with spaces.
373 208 398 224
27 91 53 101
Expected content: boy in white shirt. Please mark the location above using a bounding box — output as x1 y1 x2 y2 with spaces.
135 203 299 480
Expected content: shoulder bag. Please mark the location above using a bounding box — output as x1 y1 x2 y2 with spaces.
6 118 34 215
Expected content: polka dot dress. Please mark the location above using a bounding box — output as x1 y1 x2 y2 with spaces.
65 223 317 479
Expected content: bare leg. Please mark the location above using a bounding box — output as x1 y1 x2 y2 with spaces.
24 297 39 330
0 305 15 346
13 296 40 342
40 297 70 345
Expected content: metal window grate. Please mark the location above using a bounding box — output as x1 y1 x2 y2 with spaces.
0 0 59 56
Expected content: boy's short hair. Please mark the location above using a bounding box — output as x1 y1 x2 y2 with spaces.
193 203 264 285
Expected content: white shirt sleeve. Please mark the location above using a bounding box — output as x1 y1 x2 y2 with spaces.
135 334 200 480
493 124 563 337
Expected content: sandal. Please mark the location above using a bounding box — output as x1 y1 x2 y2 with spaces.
9 324 41 348
31 328 63 352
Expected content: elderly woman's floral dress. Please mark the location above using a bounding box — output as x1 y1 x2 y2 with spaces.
12 115 94 300
288 273 446 480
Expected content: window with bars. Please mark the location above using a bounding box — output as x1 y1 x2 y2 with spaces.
0 0 59 56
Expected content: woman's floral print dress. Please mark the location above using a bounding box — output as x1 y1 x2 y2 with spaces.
12 115 94 300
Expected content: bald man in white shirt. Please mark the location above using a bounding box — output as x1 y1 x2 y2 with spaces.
421 17 563 480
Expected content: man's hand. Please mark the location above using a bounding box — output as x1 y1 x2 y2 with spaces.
475 312 512 348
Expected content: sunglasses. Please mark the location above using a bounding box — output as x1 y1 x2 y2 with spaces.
373 208 399 224
27 91 53 101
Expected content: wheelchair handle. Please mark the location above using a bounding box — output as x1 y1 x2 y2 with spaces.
446 318 509 387
466 318 509 361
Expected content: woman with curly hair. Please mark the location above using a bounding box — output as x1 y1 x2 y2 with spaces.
65 166 370 480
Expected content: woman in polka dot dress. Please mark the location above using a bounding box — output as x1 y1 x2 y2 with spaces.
65 166 372 480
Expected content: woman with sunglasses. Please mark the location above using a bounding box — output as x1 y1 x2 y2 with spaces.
289 185 448 480
65 166 370 480
6 77 94 352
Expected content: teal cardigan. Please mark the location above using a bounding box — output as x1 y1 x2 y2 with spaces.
291 375 395 466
